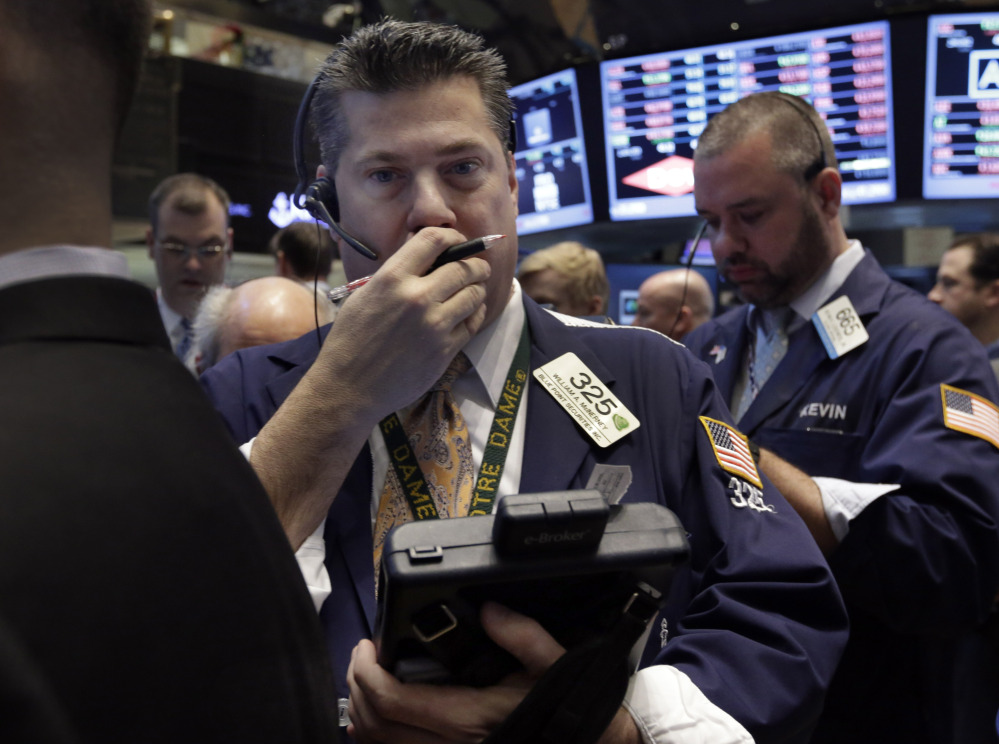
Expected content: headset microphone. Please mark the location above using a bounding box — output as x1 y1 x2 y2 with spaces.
668 219 709 339
293 78 378 261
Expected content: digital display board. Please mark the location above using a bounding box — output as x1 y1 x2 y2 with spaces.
510 68 595 235
924 13 999 199
677 236 716 266
600 20 896 221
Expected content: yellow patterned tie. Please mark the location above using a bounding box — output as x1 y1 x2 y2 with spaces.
372 353 475 576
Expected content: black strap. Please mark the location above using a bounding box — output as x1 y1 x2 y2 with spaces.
482 583 661 744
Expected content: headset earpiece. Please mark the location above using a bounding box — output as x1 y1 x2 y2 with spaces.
304 177 339 223
303 176 377 260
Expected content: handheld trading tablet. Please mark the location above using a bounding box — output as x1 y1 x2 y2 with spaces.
375 490 690 687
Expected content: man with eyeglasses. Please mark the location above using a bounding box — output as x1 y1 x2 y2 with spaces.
684 91 999 744
146 172 233 358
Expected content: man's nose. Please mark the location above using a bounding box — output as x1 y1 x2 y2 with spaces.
710 222 745 261
406 174 456 233
928 285 943 304
183 252 203 270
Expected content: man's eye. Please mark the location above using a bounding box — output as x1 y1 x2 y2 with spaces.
451 161 478 176
740 211 763 224
371 170 395 184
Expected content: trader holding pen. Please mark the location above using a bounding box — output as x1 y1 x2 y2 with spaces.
202 19 847 744
327 234 504 303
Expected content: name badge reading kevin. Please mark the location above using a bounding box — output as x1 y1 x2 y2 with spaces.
533 353 640 447
812 295 869 360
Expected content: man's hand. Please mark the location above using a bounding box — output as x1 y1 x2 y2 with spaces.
756 446 838 555
251 227 491 548
347 602 642 744
326 227 492 417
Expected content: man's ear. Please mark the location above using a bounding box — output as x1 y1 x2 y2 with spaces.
586 295 603 316
982 279 999 309
674 305 694 338
507 151 519 216
814 167 842 215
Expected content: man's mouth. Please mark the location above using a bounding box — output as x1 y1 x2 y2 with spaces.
725 264 762 283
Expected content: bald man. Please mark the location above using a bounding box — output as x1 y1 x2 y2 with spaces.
630 268 715 340
187 276 336 373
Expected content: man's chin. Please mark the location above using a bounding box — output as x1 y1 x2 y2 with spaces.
735 283 783 310
175 283 206 297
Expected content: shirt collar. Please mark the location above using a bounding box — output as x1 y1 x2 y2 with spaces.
0 245 130 291
790 239 865 322
462 280 525 409
156 288 186 337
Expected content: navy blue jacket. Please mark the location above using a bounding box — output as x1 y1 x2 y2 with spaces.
686 252 999 743
203 295 849 743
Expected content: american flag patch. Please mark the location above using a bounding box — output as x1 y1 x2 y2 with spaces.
699 416 762 488
941 384 999 450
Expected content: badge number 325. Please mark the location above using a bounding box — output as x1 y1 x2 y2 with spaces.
534 352 640 448
570 372 618 416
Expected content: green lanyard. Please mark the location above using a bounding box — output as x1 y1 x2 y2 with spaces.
379 323 531 521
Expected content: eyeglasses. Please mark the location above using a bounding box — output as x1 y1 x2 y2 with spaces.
156 240 228 259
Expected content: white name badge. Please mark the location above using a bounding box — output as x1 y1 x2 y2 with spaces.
533 353 641 448
812 295 869 359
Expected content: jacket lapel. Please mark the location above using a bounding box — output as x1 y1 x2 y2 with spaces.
697 307 751 403
263 326 331 413
736 324 828 435
325 448 377 635
519 300 612 493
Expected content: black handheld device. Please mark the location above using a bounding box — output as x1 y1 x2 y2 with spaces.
375 490 689 687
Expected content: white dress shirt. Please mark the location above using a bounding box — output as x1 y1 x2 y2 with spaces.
155 288 188 354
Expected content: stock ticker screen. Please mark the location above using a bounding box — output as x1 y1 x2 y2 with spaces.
924 13 999 199
509 68 595 235
600 20 896 221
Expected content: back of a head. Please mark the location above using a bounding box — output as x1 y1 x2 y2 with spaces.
695 91 838 182
189 277 335 371
270 222 337 281
953 232 999 285
651 269 714 321
518 242 610 315
2 0 152 137
310 19 512 174
148 173 232 234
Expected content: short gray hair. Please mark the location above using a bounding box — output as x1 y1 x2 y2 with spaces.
695 91 838 183
309 19 512 175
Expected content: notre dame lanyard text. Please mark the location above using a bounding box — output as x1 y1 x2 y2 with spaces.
378 324 530 521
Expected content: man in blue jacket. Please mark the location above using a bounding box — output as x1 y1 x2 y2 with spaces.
202 21 847 744
685 90 999 744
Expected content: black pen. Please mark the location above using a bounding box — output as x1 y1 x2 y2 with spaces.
327 234 504 303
